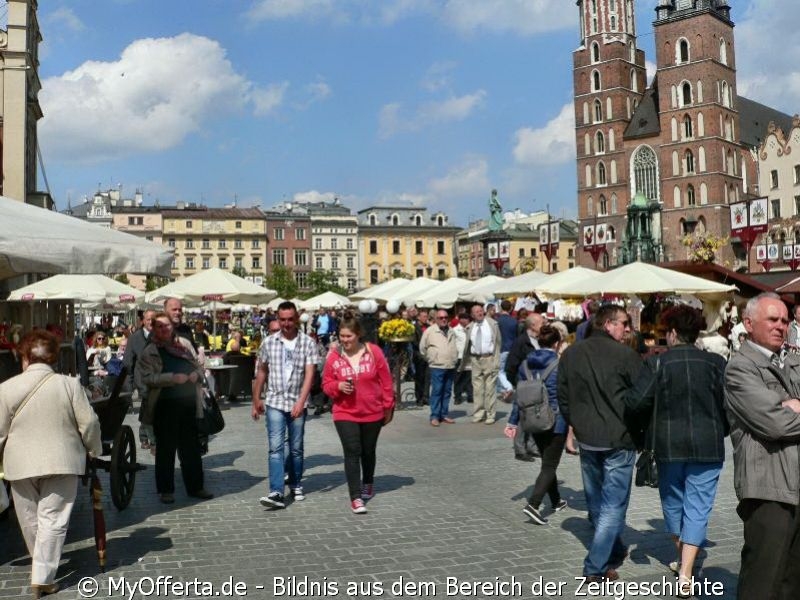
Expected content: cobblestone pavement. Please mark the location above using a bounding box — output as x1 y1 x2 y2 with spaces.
1 388 741 599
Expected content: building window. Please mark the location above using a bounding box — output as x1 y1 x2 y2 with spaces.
127 216 143 225
369 240 378 254
369 214 377 226
596 131 605 153
171 259 177 270
219 257 227 269
685 150 695 174
687 185 696 207
679 39 689 63
234 239 243 249
392 240 400 254
168 238 176 248
331 256 339 270
518 248 525 258
597 162 607 185
795 196 800 216
684 115 693 138
252 239 260 249
437 215 445 226
346 238 354 250
234 258 243 270
794 164 800 185
295 271 308 288
315 256 323 270
252 257 261 270
771 170 780 189
438 268 446 279
294 249 307 266
347 278 357 293
272 249 286 265
235 221 242 229
202 238 210 249
437 240 445 255
682 82 692 106
186 257 194 269
296 228 306 240
591 42 600 63
599 195 608 215
202 257 211 269
219 239 227 249
633 145 659 203
594 99 602 122
346 256 354 270
274 228 284 241
414 214 422 226
186 220 193 229
315 238 323 250
331 238 338 250
185 238 194 249
592 70 601 92
415 240 423 254
772 199 781 219
530 248 537 257
416 268 424 278
369 269 379 284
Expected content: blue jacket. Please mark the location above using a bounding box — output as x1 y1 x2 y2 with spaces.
508 348 566 435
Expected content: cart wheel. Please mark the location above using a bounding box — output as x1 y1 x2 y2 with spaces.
110 425 136 510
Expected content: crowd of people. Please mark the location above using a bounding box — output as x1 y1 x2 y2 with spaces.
4 291 800 599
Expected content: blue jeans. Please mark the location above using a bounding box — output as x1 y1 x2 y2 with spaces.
266 406 306 494
658 461 723 547
580 448 635 576
429 368 455 420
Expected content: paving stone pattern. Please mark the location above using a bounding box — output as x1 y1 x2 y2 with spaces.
1 388 741 599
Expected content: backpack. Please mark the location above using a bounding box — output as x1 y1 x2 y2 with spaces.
516 359 558 434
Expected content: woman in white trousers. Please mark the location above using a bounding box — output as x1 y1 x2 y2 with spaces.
0 330 101 598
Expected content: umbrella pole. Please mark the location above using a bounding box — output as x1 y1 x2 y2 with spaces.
89 464 107 573
212 301 217 349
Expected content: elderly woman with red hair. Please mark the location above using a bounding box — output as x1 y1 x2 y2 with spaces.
0 330 101 598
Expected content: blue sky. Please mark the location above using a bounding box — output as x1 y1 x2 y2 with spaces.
32 0 800 227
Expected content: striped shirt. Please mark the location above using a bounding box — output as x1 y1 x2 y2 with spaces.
258 330 319 412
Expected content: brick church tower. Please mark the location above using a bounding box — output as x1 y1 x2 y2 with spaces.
574 0 746 268
573 0 647 268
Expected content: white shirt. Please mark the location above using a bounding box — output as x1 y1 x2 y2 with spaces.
470 320 494 355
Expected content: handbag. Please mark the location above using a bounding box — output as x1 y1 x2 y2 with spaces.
197 387 225 436
635 358 659 488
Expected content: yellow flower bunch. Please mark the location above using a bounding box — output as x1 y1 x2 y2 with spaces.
681 232 729 263
378 318 415 341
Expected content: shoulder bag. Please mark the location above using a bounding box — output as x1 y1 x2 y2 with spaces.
635 358 659 488
197 375 225 436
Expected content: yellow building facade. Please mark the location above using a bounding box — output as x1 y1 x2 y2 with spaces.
161 206 267 280
356 207 460 288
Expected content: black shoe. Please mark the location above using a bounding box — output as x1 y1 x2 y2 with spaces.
454 399 464 405
609 548 629 569
522 503 548 525
189 489 214 500
259 492 285 509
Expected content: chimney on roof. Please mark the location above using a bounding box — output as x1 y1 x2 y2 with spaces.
177 201 185 210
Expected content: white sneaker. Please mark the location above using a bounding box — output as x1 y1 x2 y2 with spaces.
291 486 305 501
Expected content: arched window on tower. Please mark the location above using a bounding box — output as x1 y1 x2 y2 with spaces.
610 16 616 30
679 39 690 63
592 42 600 64
719 38 727 65
599 195 608 215
594 99 602 122
684 115 693 138
631 69 638 92
597 162 607 186
685 150 695 174
629 41 635 62
632 145 659 203
587 197 594 216
596 131 605 154
592 70 601 92
721 81 730 108
687 185 696 206
682 82 692 106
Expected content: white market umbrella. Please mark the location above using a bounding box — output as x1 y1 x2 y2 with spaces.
0 195 173 280
410 277 472 309
456 275 506 304
7 274 144 306
146 268 277 338
262 297 286 311
532 266 603 298
299 291 352 311
493 270 550 297
349 278 413 301
394 278 444 307
548 262 737 297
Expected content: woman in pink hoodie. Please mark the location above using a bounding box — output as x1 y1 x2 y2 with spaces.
322 317 394 514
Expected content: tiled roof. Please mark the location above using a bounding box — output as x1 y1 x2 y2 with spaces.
161 208 265 219
738 96 794 148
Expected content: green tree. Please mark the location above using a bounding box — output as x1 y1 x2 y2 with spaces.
114 273 130 285
145 275 170 292
231 265 247 278
265 265 298 299
305 270 348 297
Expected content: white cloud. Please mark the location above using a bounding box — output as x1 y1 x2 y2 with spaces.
735 0 800 113
39 34 288 163
295 78 332 109
441 0 574 36
245 0 341 22
421 61 458 93
44 7 86 32
645 60 656 87
379 90 486 138
293 190 338 204
512 103 575 166
251 82 289 116
428 156 489 197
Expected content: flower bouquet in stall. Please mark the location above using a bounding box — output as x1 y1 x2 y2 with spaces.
378 319 415 343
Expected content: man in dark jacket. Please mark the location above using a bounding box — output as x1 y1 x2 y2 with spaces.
505 312 544 387
557 305 642 582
